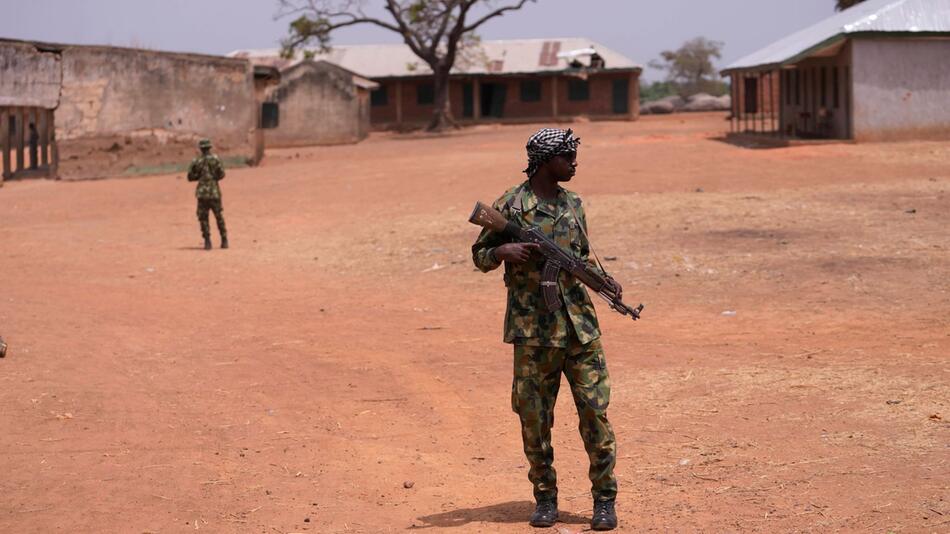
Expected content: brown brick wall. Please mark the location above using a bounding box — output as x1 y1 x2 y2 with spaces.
733 70 781 116
369 71 639 129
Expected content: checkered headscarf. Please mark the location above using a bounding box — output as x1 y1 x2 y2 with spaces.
523 128 581 177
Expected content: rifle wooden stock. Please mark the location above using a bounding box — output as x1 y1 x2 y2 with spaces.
469 201 643 321
470 201 516 235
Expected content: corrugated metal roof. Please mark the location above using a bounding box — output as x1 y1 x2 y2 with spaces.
723 0 950 72
230 37 641 78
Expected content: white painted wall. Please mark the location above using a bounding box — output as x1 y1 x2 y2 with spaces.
852 37 950 141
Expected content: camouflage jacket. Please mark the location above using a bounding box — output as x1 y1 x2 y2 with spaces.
472 181 603 348
187 154 225 200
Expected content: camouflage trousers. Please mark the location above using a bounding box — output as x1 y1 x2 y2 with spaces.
511 337 617 502
196 198 227 239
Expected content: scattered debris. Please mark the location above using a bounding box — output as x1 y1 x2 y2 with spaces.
421 263 445 273
886 399 902 405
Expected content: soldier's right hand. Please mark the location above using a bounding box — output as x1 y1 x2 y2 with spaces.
494 243 541 264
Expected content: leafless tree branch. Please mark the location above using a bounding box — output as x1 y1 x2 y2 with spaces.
275 0 537 131
463 0 532 32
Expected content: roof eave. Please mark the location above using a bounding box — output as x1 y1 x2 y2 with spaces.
368 66 642 80
722 29 950 75
721 34 847 75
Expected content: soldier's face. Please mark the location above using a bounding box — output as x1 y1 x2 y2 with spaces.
551 151 578 182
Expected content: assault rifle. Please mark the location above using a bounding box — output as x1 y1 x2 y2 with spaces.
469 201 643 321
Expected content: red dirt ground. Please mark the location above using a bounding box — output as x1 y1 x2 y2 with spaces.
1 112 948 533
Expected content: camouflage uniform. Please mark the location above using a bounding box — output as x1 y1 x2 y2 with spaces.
472 180 617 503
187 144 227 243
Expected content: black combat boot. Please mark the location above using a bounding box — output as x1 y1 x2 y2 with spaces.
203 235 212 250
220 235 229 249
591 499 617 531
529 498 558 528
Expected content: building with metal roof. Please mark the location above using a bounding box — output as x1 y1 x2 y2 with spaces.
721 0 950 142
232 38 642 130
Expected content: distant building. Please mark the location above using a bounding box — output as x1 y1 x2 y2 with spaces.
232 38 642 130
254 60 378 147
722 0 950 142
0 38 277 181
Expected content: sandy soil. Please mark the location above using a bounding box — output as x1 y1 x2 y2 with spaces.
1 112 948 533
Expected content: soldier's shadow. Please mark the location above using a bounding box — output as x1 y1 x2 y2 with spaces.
411 500 588 529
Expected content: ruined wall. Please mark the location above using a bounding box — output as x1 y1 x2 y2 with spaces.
0 41 61 108
0 40 263 179
57 46 257 147
263 62 370 147
55 46 258 177
852 37 950 141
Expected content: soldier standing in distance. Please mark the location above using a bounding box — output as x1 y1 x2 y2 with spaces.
471 128 620 531
187 139 228 250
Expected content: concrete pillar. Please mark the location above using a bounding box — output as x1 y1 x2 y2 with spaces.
629 72 640 119
550 75 558 119
40 109 50 168
395 80 403 127
730 73 738 132
1 108 9 181
472 79 480 121
15 109 24 172
28 108 38 169
49 111 58 179
778 71 786 137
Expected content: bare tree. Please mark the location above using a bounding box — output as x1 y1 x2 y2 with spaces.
277 0 536 131
836 0 867 11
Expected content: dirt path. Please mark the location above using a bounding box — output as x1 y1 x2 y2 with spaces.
1 113 948 533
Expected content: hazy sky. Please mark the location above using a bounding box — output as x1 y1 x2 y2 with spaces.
0 0 837 80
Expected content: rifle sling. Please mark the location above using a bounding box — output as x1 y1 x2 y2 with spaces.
565 200 610 279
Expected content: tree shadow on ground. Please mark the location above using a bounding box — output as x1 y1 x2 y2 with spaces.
412 500 589 529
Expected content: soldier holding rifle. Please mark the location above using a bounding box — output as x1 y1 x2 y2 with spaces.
471 128 640 531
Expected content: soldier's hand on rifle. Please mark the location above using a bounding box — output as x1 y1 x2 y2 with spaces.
604 276 622 299
494 243 541 264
